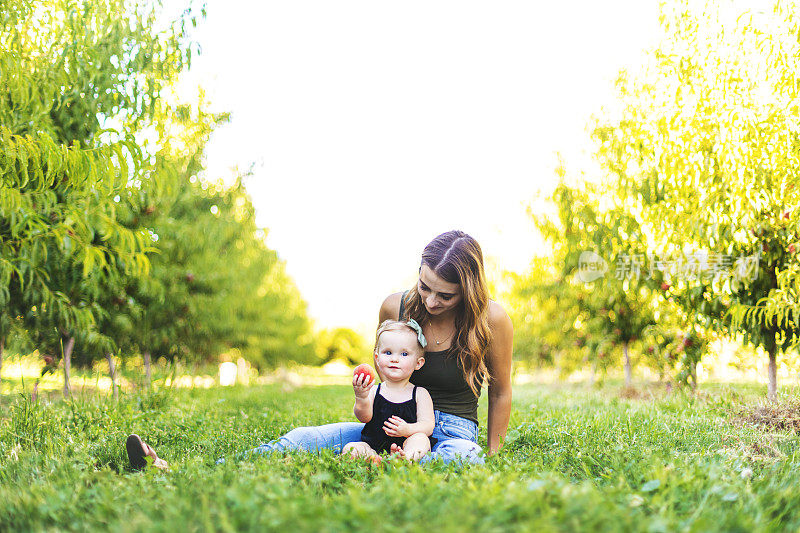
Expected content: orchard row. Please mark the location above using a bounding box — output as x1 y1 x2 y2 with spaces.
0 1 317 395
505 0 799 400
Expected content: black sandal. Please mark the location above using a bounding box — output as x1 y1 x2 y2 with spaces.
126 434 148 470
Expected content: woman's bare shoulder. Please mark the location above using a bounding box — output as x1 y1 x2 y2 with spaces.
379 291 405 323
488 300 513 331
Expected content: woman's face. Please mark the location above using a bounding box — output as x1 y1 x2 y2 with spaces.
417 264 462 316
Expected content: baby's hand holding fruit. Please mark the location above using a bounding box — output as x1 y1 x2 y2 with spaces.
353 364 375 383
352 365 375 399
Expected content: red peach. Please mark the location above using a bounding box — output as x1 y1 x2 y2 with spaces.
353 363 375 384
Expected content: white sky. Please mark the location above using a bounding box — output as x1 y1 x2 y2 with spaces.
173 0 661 336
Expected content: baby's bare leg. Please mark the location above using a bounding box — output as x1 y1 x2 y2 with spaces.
342 441 377 459
402 433 431 462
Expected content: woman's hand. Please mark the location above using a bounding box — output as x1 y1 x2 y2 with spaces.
352 373 373 399
383 416 411 437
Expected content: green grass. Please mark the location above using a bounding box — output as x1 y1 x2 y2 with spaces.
1 379 799 532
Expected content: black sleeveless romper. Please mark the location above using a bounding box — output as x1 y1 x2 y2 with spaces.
360 384 436 453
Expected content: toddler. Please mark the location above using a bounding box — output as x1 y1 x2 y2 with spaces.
342 319 436 462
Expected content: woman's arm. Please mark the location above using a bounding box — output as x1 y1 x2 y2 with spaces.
486 302 514 455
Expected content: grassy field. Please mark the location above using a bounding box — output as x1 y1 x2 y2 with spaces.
1 376 799 532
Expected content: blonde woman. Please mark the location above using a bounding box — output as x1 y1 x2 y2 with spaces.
128 230 513 467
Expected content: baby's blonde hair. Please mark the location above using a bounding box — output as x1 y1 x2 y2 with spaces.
373 319 425 357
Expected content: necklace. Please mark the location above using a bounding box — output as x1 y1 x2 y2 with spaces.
428 319 455 346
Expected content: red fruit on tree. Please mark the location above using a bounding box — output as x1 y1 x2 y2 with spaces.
790 244 796 254
647 346 654 354
784 211 790 220
353 363 375 384
661 282 671 291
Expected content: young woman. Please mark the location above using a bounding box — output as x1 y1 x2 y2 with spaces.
127 230 513 467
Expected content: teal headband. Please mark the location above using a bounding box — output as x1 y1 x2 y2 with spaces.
405 318 427 349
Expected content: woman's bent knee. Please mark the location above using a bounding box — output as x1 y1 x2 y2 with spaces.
428 438 485 465
283 426 314 445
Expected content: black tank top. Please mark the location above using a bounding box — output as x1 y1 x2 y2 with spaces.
360 383 420 453
400 291 481 424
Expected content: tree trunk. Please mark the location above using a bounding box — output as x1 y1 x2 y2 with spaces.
768 347 778 402
143 351 152 389
623 342 632 388
0 336 4 390
63 335 75 398
106 351 119 400
589 360 597 387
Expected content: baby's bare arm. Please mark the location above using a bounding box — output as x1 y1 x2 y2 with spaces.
352 374 375 423
409 388 435 435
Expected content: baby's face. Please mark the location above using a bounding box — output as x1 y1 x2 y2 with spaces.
374 329 425 382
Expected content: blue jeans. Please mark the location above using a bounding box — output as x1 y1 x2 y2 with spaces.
234 410 484 465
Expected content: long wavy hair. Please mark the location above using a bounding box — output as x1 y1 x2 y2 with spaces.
400 230 492 396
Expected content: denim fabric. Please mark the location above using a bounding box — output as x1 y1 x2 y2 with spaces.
224 410 485 465
422 410 484 465
237 422 364 461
